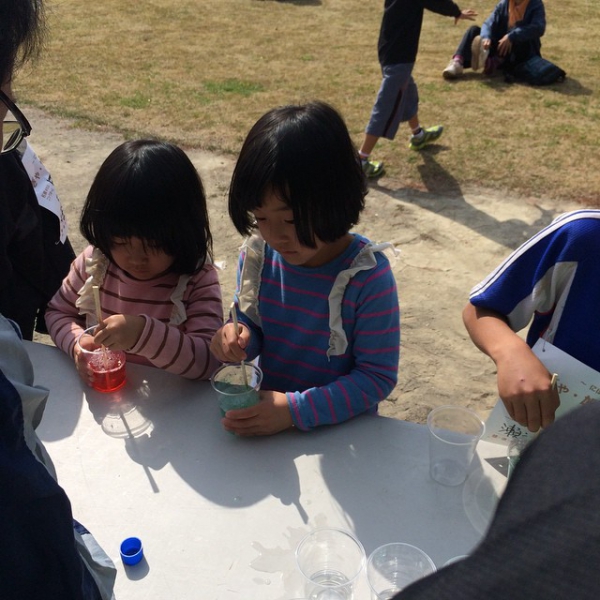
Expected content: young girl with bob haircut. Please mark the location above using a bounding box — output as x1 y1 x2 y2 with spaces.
46 139 223 381
210 101 400 436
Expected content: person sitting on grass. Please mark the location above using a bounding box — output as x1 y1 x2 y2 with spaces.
443 0 546 80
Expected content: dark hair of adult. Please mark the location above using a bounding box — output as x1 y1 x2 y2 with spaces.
228 101 367 248
80 139 213 275
0 0 47 84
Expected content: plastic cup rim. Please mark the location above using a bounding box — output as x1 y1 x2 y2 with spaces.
76 325 125 359
210 362 263 394
366 542 437 597
427 405 485 445
295 527 366 585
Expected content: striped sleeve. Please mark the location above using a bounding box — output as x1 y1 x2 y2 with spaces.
45 250 89 358
288 256 400 430
127 265 223 380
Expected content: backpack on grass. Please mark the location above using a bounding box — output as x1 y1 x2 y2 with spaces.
510 55 566 86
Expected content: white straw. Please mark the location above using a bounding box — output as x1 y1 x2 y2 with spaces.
92 285 109 373
229 302 248 387
92 285 103 324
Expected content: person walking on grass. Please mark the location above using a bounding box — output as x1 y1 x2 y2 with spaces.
359 0 477 179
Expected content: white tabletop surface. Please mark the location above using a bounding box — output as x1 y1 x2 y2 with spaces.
26 341 507 600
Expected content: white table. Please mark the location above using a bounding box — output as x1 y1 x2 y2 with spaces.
26 341 506 600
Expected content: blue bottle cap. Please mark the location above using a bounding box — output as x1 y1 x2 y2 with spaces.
120 536 143 565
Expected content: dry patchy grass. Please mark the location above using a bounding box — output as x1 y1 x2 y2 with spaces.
16 0 600 203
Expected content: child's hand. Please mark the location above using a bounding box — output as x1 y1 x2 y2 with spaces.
496 348 560 432
74 332 95 387
210 322 250 362
94 314 144 351
222 391 293 436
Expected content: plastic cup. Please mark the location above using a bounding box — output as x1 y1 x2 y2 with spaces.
76 326 126 393
120 536 143 565
367 543 437 599
210 362 262 416
443 555 469 567
427 406 485 486
295 528 365 600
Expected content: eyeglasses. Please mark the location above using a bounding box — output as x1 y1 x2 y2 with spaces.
0 89 32 154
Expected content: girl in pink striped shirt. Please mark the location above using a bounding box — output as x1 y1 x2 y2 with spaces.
46 140 223 381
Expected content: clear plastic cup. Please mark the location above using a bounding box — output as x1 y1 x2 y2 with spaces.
427 405 485 486
367 543 436 599
295 528 365 600
76 326 126 393
210 362 262 416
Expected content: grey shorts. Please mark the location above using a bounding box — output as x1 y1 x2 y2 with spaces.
366 63 419 140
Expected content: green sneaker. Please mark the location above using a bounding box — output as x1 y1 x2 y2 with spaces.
409 125 444 150
362 158 385 179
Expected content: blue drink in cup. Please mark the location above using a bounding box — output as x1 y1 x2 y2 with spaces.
211 363 262 417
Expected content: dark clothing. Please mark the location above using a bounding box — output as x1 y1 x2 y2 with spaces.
455 25 482 69
481 0 545 49
0 370 100 600
0 152 74 340
378 0 462 65
394 402 600 600
481 0 545 68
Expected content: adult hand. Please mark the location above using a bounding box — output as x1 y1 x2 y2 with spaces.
455 9 477 24
496 347 560 432
482 37 492 50
210 322 250 362
497 34 512 57
94 314 144 352
222 390 294 436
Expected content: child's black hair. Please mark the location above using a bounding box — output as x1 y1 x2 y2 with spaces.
80 139 213 274
228 101 367 248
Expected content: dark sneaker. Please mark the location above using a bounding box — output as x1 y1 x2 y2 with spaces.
362 158 385 179
409 126 444 150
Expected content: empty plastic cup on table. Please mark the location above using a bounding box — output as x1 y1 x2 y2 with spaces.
427 405 485 486
210 362 262 416
367 543 437 599
76 326 126 393
295 528 365 600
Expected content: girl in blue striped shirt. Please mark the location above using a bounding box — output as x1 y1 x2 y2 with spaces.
210 101 400 436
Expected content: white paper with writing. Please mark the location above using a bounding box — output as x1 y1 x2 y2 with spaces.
482 338 600 446
20 141 68 243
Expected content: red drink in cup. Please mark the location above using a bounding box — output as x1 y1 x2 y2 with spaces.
87 349 126 392
77 326 127 393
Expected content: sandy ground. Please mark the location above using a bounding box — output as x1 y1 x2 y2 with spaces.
28 106 580 425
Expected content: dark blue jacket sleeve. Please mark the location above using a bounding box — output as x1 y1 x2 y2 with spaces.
481 0 546 43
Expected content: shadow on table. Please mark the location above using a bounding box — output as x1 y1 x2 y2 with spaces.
92 375 500 561
37 355 501 564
